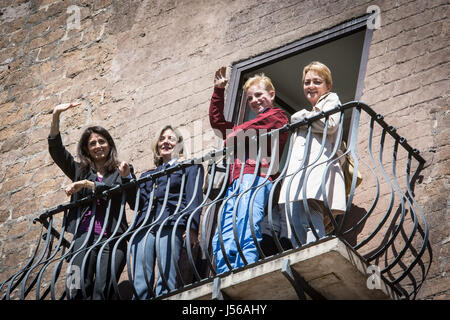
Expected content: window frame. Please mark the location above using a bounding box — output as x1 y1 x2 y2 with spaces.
223 13 374 125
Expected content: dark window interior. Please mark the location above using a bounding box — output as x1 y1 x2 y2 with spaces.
240 29 366 123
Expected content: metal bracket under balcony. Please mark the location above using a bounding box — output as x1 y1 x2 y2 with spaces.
163 237 399 300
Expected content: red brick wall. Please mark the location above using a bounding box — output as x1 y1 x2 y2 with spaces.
0 0 448 299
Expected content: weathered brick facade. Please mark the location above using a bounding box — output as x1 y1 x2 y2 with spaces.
0 0 448 299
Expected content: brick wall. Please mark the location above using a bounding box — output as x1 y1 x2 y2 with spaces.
358 0 449 299
0 0 448 299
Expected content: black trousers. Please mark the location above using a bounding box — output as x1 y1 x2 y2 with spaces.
69 231 127 300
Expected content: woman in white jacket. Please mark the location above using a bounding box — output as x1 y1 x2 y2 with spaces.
279 61 346 246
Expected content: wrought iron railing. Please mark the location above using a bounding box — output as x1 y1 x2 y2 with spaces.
0 102 431 300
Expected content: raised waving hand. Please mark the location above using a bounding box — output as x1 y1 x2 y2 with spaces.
214 66 228 88
49 102 82 138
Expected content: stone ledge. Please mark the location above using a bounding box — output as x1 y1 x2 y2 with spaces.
164 237 399 300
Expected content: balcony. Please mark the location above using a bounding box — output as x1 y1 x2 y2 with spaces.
0 101 431 300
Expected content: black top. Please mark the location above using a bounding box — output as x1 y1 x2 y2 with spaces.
48 133 136 235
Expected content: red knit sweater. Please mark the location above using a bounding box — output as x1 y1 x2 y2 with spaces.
209 86 289 183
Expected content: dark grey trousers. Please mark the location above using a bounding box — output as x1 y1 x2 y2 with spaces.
69 231 126 300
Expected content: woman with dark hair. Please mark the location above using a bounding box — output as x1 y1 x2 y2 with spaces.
130 124 204 299
76 126 121 174
48 102 136 300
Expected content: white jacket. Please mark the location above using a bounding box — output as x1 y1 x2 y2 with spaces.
279 92 346 213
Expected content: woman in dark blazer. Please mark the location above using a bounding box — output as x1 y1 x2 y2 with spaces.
130 124 204 299
48 102 136 300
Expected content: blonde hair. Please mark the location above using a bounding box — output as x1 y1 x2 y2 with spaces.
152 124 185 167
302 61 333 89
243 73 275 93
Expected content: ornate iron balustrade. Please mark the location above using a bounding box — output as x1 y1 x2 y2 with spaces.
0 102 431 300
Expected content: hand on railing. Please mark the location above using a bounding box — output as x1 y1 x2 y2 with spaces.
64 179 94 196
117 161 131 177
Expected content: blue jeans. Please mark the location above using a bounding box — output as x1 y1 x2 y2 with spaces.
130 226 183 299
212 175 272 274
289 200 325 246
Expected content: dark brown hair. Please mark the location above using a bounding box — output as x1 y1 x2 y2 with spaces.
77 126 119 173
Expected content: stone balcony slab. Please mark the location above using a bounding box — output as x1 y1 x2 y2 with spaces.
164 237 399 300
